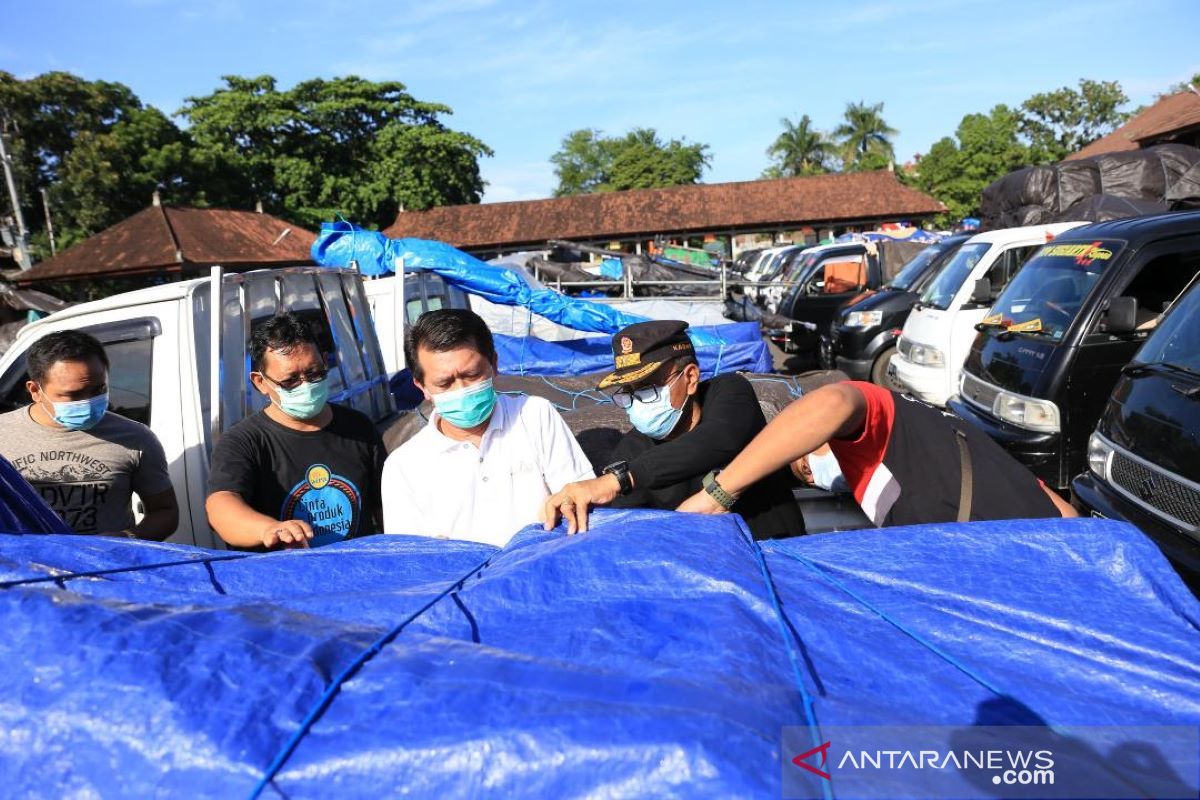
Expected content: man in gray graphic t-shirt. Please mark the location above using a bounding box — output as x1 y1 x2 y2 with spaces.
0 331 177 539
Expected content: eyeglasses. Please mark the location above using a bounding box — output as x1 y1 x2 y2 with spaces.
610 370 684 409
257 368 329 392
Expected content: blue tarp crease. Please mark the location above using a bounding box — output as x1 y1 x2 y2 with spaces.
1 497 1198 797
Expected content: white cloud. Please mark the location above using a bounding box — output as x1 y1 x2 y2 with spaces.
481 160 556 203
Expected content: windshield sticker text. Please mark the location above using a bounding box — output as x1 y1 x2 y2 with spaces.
1041 241 1113 266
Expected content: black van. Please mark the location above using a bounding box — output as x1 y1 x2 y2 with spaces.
823 234 970 387
1073 277 1200 577
948 211 1200 489
770 243 872 358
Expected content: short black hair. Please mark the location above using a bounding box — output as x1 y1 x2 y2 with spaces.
405 308 496 383
27 330 109 383
250 313 320 373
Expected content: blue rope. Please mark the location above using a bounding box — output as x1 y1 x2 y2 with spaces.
248 554 494 799
747 375 805 398
0 552 249 589
774 549 1005 697
746 534 833 800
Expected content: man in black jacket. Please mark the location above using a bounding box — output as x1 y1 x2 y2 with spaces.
542 320 805 539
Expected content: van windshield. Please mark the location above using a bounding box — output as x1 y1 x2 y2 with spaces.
1135 279 1200 374
887 243 946 291
987 240 1124 339
920 242 991 310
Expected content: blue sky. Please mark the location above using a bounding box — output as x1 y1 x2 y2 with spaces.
6 0 1199 204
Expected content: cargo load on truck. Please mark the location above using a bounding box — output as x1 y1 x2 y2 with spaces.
980 143 1200 230
0 476 1197 798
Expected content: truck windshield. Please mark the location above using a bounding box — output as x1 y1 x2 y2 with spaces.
920 242 992 310
782 250 820 283
886 244 944 291
1134 278 1200 374
988 240 1124 339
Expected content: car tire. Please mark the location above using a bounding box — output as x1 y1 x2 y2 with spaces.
871 346 905 392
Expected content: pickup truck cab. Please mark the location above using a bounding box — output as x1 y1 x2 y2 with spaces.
0 267 394 548
825 234 970 388
772 242 874 359
745 244 803 305
890 222 1086 406
949 211 1200 489
1073 268 1200 578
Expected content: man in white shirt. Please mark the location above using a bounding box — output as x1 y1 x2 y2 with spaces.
381 309 594 546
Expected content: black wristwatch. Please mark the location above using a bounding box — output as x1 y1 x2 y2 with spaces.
602 461 634 495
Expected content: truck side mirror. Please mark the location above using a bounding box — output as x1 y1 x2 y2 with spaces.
970 277 992 305
1104 296 1138 333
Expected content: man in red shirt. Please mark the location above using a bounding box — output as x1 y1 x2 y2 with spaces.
678 381 1076 526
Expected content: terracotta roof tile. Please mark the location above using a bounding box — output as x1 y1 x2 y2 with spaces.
15 206 316 284
1067 90 1200 161
383 170 946 249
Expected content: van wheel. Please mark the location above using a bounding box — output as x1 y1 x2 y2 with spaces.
871 346 905 392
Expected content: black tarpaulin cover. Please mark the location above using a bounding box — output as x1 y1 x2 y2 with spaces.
981 144 1200 228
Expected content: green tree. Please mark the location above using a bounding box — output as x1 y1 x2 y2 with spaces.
914 104 1031 224
834 101 898 170
550 127 710 196
1018 78 1129 162
53 107 196 249
763 114 835 177
179 75 492 228
0 71 165 250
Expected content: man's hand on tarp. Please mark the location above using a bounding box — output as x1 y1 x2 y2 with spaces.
259 519 313 549
542 475 622 535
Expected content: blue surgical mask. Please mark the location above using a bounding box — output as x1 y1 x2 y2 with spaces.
275 379 330 420
808 449 848 493
626 387 685 440
433 378 497 429
43 391 109 431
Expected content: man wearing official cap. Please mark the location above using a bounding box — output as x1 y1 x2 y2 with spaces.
542 320 806 539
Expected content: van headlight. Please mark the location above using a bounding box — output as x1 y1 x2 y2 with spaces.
904 341 944 367
993 392 1061 432
844 310 882 328
1087 432 1113 478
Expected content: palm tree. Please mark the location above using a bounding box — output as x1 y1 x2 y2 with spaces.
765 115 834 177
834 101 898 168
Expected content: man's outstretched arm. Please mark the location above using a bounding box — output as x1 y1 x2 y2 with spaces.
677 384 866 513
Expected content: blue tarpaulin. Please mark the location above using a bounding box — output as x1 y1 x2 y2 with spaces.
312 223 647 336
1 496 1198 797
494 321 772 376
0 456 68 534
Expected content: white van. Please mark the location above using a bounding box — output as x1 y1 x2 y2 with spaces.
0 267 395 548
890 222 1087 406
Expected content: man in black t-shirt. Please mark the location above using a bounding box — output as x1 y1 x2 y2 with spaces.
542 321 805 540
678 381 1076 527
206 313 386 550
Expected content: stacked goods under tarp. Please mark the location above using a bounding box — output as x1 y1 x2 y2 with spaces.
312 225 771 379
0 281 70 355
980 143 1200 229
1 504 1197 797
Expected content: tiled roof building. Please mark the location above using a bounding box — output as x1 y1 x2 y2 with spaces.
1067 89 1200 161
384 170 946 252
14 204 315 284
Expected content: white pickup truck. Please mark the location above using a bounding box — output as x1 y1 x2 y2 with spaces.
0 267 395 548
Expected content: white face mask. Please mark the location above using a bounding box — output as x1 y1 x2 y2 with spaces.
807 449 848 493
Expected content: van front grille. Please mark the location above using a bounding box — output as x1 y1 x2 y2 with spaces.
960 372 1000 414
1109 447 1200 530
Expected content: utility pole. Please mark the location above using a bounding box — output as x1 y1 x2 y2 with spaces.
40 187 56 256
0 115 32 269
